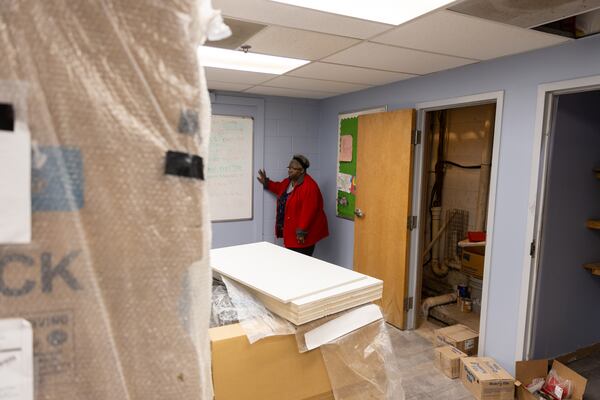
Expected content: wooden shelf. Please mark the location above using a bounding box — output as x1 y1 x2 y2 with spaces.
583 263 600 276
587 220 600 230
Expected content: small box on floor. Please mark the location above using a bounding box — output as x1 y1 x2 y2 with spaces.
515 359 587 400
461 357 515 400
434 324 479 356
434 345 468 379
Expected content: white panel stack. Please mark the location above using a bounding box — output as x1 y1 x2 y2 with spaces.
210 242 383 325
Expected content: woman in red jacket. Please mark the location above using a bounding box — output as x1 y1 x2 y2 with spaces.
257 154 328 256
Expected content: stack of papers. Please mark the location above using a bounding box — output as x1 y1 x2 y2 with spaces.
210 242 383 325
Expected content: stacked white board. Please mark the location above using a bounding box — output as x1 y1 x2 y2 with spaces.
210 242 383 325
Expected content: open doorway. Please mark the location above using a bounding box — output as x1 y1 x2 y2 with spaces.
527 89 600 359
412 100 499 340
517 81 600 396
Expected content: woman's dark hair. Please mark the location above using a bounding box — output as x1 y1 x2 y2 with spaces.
292 154 310 170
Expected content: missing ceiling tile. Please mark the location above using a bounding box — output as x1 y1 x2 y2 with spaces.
450 0 600 28
206 18 267 50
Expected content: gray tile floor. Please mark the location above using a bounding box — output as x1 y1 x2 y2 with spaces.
388 322 475 400
566 351 600 400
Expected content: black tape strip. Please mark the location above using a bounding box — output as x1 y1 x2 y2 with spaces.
0 103 15 132
165 151 204 180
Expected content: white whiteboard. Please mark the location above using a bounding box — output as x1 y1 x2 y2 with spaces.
207 115 254 221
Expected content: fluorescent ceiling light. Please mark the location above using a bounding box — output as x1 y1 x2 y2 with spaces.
270 0 456 25
198 46 309 75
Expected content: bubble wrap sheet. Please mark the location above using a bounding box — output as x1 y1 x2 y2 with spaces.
0 1 218 399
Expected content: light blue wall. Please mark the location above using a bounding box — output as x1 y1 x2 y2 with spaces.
316 34 600 372
210 93 323 251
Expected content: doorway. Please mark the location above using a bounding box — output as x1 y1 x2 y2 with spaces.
408 92 504 355
523 87 600 360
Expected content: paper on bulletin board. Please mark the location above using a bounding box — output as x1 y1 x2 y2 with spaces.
339 135 353 162
0 319 34 400
336 172 353 194
0 121 31 244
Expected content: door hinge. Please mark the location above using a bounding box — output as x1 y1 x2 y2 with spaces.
530 240 536 257
412 129 422 145
407 215 417 230
404 296 414 312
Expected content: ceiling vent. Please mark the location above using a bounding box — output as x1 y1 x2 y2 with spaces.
206 18 267 50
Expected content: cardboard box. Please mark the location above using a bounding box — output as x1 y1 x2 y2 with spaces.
461 357 515 400
462 248 485 279
515 359 588 400
434 324 479 356
434 345 468 378
210 323 334 400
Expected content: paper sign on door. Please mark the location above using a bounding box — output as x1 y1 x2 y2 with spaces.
0 319 34 400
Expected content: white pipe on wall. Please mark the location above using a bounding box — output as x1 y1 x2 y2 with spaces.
475 123 493 231
431 206 449 276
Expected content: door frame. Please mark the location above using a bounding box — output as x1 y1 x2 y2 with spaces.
516 75 600 361
409 91 504 357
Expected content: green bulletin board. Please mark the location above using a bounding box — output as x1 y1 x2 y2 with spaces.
336 117 358 220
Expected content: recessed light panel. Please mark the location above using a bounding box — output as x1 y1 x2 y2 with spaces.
270 0 456 25
198 46 309 75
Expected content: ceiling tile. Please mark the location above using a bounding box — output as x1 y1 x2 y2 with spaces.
245 85 337 99
204 67 276 84
245 26 360 60
266 76 370 93
372 10 570 60
289 62 416 85
213 0 392 39
322 42 476 75
206 80 254 91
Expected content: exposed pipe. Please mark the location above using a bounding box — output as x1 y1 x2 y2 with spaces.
474 118 494 231
431 207 449 276
421 292 457 318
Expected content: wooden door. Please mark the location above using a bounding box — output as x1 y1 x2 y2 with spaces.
354 109 416 329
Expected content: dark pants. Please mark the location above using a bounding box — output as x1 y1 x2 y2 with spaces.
289 245 315 256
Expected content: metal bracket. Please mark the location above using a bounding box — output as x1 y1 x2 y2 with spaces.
407 215 417 231
412 129 422 145
530 240 536 258
404 296 414 312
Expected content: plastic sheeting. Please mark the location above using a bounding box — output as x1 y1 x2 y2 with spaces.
221 276 295 343
0 1 224 398
210 279 239 328
321 320 405 400
212 278 406 399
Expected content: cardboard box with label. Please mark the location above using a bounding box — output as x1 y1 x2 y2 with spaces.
461 357 515 400
434 345 468 379
210 323 334 400
515 359 588 400
462 247 485 279
434 324 479 356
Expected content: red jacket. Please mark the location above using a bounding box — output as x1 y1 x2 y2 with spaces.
266 174 329 248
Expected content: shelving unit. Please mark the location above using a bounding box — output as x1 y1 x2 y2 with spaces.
583 263 600 276
587 219 600 230
586 169 600 276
